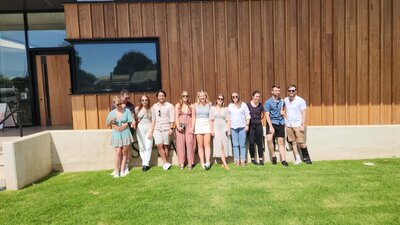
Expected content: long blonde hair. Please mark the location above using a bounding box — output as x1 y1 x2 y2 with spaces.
196 90 211 105
112 96 122 105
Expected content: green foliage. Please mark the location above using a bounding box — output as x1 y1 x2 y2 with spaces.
0 159 399 225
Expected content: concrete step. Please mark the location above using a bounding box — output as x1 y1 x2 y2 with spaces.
0 178 5 191
0 165 4 180
0 146 4 180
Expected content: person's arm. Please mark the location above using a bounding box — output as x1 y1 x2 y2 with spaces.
168 104 175 135
105 111 116 127
149 106 156 135
300 109 306 132
264 101 274 134
175 104 182 132
191 104 196 134
243 103 250 132
225 108 231 136
116 110 131 131
148 107 156 139
209 107 215 136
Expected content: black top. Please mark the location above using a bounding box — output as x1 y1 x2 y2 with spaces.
246 102 263 126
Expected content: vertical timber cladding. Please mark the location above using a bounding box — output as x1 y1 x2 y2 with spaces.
64 0 400 127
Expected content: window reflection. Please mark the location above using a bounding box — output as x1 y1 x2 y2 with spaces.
0 14 32 125
74 41 160 93
27 12 69 48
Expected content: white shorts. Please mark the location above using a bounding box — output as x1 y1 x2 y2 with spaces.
153 129 171 145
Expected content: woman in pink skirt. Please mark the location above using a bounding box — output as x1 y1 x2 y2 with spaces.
175 91 195 170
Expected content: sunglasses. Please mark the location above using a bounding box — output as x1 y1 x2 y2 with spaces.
158 110 161 117
288 89 296 93
218 98 224 100
116 103 122 106
141 99 148 102
182 95 189 98
232 96 239 99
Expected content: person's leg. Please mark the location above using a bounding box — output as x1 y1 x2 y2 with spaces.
249 125 258 165
286 127 301 164
204 133 211 168
238 128 247 165
277 137 287 162
220 143 229 170
162 131 170 159
157 144 167 163
295 129 312 164
143 129 153 168
248 126 256 164
175 130 185 167
185 130 195 167
255 125 264 163
120 146 128 176
114 147 122 176
196 134 205 167
231 128 240 165
267 133 277 163
137 126 146 166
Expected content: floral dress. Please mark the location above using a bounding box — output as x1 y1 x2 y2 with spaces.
106 108 133 147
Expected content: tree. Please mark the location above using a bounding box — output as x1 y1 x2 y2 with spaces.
112 51 156 79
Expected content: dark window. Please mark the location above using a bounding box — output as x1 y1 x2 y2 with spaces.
71 39 161 93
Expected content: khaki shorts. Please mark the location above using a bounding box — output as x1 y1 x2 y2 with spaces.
153 129 171 145
286 127 305 144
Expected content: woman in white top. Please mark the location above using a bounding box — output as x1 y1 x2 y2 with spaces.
135 94 155 172
210 94 232 170
228 92 250 166
192 90 212 170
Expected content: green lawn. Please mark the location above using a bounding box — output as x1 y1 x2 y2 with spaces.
0 158 399 225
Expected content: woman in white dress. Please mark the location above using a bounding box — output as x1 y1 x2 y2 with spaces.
210 94 232 170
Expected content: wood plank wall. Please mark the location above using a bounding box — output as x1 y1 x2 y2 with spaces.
64 0 400 129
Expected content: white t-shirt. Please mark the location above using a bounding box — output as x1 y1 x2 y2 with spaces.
284 96 307 127
228 102 250 129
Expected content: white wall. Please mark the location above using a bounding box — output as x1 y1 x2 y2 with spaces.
3 132 52 190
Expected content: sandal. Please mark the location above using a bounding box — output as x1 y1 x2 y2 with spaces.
187 165 193 170
179 164 184 170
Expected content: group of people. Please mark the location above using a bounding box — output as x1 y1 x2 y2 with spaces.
106 85 312 178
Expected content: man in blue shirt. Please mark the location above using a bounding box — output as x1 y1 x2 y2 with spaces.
264 85 289 167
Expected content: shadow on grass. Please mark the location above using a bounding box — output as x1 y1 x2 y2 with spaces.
21 171 61 190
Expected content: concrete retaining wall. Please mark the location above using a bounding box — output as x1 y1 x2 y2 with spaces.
2 125 400 190
3 131 52 190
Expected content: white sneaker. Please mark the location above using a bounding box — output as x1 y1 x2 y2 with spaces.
294 159 302 165
201 164 206 169
124 167 130 175
113 173 120 178
110 171 116 176
163 163 172 170
120 171 127 177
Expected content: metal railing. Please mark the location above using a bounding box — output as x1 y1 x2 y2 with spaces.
0 109 25 137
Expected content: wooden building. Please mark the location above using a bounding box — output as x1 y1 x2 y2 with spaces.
64 0 400 129
2 0 399 129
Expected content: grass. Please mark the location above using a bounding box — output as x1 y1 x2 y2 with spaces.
0 158 399 225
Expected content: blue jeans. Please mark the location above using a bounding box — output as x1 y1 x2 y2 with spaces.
231 127 246 161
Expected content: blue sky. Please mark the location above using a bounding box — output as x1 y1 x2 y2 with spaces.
76 43 157 77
